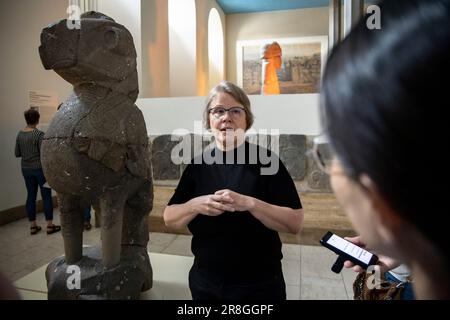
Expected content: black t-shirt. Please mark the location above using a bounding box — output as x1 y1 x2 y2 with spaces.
168 141 302 280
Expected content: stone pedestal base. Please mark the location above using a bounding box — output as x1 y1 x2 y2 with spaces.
45 246 152 300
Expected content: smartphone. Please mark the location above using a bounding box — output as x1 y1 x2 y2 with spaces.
320 231 378 270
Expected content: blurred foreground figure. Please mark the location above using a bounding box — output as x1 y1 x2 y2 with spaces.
321 0 450 299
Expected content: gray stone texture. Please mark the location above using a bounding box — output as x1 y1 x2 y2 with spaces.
148 134 332 192
308 169 332 191
46 246 152 300
305 136 332 191
279 134 307 180
151 135 181 180
39 11 153 299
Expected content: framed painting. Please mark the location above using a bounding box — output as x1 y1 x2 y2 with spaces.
236 36 328 95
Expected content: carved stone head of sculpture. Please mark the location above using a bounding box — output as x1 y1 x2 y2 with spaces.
39 11 138 101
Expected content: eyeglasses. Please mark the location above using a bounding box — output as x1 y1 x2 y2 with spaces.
209 106 246 119
309 135 334 174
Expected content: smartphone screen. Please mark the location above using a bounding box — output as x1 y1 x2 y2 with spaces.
326 234 373 264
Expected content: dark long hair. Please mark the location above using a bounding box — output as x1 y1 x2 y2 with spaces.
321 0 450 262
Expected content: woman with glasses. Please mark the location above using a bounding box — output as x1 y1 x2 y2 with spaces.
163 81 304 300
320 0 449 299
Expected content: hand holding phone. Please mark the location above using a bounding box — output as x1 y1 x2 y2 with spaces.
342 236 368 272
320 231 379 273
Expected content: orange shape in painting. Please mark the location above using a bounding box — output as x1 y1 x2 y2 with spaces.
260 42 282 95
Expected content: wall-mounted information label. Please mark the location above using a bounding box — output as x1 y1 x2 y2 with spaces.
28 90 58 128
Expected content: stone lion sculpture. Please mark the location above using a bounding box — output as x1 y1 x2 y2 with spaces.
39 11 153 299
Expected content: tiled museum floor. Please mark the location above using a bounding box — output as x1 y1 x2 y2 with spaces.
0 210 357 300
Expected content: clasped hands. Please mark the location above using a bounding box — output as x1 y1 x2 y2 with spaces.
189 189 254 216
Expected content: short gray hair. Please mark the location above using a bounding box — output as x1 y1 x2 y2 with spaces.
203 81 254 130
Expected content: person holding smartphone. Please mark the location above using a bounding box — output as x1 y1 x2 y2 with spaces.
319 0 450 299
343 236 415 300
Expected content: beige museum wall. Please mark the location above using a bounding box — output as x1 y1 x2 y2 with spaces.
195 0 226 96
141 0 169 98
226 7 329 83
139 0 226 98
97 0 142 97
0 0 71 212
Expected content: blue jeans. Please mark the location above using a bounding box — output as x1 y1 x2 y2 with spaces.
385 271 415 300
21 168 53 222
83 207 91 221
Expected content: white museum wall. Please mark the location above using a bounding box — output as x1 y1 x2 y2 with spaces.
97 0 142 97
226 7 329 83
168 0 197 97
207 8 225 93
137 94 322 136
0 0 71 212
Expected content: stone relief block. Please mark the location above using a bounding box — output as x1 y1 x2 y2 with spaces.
151 135 181 180
279 135 307 180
